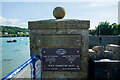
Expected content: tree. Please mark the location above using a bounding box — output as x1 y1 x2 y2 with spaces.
118 24 120 35
96 21 112 35
89 29 96 35
112 24 119 35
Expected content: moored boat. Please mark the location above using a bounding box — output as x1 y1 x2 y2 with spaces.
7 40 17 42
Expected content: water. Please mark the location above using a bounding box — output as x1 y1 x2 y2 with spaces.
0 37 30 79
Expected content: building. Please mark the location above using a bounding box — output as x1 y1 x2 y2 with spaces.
18 32 23 34
118 1 120 24
4 32 8 35
25 32 29 34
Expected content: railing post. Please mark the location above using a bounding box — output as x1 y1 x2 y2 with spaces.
32 58 36 80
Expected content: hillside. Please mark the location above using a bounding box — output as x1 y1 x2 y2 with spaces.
0 26 29 34
0 26 29 37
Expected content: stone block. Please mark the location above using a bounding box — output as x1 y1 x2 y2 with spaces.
104 50 113 59
106 44 120 59
106 44 120 52
88 49 97 59
90 59 120 80
28 19 90 30
92 46 104 52
92 46 104 58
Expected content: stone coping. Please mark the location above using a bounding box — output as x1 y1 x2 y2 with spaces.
28 19 90 29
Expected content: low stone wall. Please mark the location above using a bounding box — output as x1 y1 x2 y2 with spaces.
89 44 120 60
89 36 120 48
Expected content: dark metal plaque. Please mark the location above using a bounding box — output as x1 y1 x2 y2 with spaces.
42 48 81 71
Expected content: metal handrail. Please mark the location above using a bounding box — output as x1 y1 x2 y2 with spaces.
2 54 41 80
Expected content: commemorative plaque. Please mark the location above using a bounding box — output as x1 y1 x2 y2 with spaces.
42 48 81 71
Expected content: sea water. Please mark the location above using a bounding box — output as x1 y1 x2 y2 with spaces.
0 37 30 79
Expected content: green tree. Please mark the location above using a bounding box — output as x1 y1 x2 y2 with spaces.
118 24 120 35
89 29 96 35
112 23 120 35
96 21 112 35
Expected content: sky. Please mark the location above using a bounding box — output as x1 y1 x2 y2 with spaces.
0 0 120 29
118 1 120 24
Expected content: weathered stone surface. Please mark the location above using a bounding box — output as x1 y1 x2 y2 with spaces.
28 19 90 30
36 35 81 48
92 46 104 59
29 19 90 79
89 44 120 60
106 44 120 59
106 44 120 51
104 50 113 59
90 59 120 80
42 72 87 78
53 6 66 19
89 36 120 48
30 29 89 36
92 46 104 52
88 49 97 59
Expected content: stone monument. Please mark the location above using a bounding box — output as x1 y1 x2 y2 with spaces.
28 7 90 79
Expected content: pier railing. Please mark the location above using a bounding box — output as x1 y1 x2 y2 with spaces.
2 54 41 80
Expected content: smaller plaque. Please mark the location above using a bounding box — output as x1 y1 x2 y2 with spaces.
42 48 81 71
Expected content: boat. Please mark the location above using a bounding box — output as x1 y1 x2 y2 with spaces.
7 39 17 42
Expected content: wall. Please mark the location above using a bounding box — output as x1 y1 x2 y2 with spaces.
89 36 120 48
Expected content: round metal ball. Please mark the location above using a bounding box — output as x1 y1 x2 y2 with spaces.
53 7 66 19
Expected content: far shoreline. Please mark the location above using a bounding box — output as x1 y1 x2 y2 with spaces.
0 36 29 38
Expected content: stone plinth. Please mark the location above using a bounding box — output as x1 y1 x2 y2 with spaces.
88 49 97 59
106 44 120 59
28 19 90 79
104 50 113 59
92 46 104 59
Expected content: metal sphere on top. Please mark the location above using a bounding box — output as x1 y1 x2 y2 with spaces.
53 6 66 19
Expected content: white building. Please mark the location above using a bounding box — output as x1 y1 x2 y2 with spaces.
20 32 23 34
118 1 120 24
4 32 8 35
25 32 29 34
18 32 23 34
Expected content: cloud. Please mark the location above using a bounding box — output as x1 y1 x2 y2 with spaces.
18 22 28 28
0 16 18 25
0 16 28 28
0 17 18 25
89 2 117 8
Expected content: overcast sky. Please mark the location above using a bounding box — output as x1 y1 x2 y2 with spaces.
0 0 120 29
